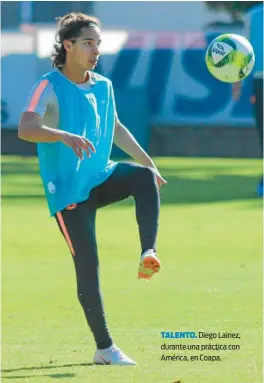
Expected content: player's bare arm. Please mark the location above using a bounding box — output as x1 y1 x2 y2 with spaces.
18 111 95 160
114 117 167 188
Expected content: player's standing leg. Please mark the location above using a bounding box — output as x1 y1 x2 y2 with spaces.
55 196 136 365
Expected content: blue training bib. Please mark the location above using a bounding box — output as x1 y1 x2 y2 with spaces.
37 71 117 216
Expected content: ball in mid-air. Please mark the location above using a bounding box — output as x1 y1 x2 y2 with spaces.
206 33 255 83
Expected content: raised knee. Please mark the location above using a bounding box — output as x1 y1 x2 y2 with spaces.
138 166 157 185
143 166 155 177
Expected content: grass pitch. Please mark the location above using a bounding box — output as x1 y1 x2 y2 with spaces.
1 156 262 383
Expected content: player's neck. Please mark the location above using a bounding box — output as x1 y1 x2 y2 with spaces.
61 63 89 84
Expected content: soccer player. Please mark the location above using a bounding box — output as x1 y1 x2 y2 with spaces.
18 12 167 365
232 3 263 196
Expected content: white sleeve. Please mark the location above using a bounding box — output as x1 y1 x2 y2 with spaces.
23 80 56 117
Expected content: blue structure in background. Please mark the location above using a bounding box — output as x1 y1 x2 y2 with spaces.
96 31 254 126
1 32 255 129
111 88 150 157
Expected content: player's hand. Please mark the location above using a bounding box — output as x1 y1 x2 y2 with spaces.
152 168 167 189
60 132 96 160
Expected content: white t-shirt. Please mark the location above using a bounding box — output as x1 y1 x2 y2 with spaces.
23 70 97 129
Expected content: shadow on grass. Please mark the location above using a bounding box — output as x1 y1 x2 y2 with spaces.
2 174 261 206
1 161 40 175
1 363 93 374
2 372 76 379
2 362 95 379
1 157 262 206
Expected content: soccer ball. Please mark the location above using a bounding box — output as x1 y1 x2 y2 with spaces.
205 34 255 83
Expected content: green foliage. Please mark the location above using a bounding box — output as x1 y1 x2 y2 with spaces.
206 1 261 20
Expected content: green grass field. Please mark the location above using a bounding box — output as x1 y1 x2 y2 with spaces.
1 156 263 383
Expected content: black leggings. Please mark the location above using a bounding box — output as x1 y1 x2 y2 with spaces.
55 162 160 349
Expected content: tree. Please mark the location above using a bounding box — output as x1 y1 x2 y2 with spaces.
206 1 261 21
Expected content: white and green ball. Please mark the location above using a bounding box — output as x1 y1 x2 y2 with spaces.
206 34 255 83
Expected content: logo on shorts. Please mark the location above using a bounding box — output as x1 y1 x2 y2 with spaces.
65 203 77 211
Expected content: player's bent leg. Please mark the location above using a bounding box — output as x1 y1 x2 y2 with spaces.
95 162 161 280
129 166 161 280
132 166 160 251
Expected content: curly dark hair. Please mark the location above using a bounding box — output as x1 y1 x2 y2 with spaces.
52 12 101 68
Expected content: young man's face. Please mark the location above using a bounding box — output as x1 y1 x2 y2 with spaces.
65 26 101 71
